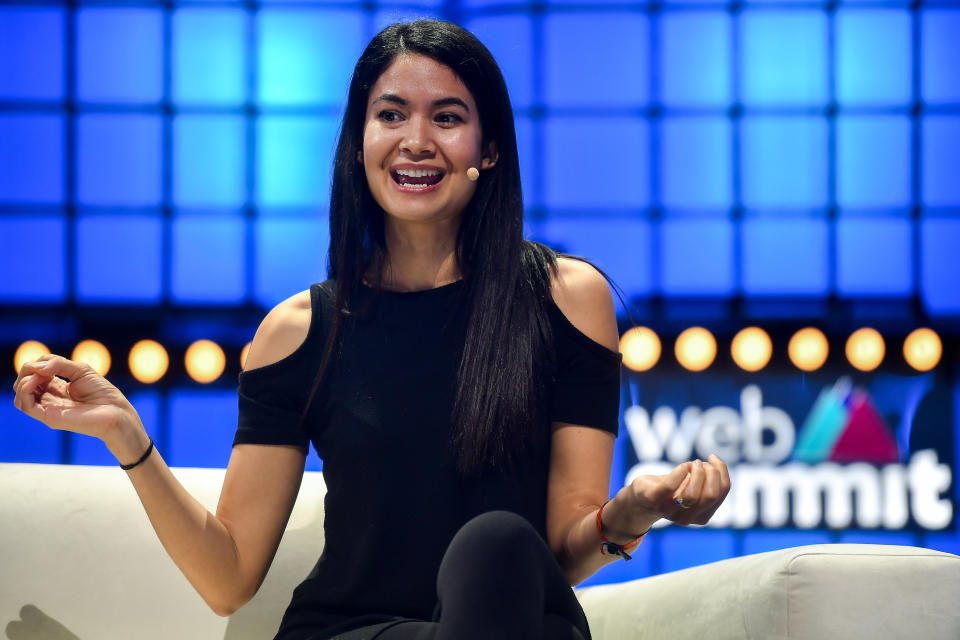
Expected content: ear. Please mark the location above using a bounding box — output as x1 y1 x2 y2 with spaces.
357 150 363 164
480 140 499 170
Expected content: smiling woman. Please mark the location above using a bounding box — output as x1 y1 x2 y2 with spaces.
361 54 498 231
11 19 729 640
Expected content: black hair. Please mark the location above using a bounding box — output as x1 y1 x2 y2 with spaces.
302 20 561 475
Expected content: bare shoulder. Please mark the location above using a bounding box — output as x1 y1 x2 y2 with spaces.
549 257 620 353
243 289 313 371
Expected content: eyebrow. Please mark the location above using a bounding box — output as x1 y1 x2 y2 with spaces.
373 93 471 113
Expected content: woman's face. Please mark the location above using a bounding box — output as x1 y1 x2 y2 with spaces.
362 53 497 228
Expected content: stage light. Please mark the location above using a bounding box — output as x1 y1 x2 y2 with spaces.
129 340 169 384
903 328 942 372
731 327 773 372
240 342 251 370
14 341 50 374
71 340 111 376
620 327 661 372
675 327 716 372
846 327 885 372
185 340 225 384
788 328 829 372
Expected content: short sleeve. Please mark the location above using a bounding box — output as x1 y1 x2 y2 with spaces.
234 367 311 449
547 301 623 435
233 282 332 450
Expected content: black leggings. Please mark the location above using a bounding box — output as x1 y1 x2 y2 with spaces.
333 511 591 640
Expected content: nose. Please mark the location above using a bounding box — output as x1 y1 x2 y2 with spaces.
399 116 434 157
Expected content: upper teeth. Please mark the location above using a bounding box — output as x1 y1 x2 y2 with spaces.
395 168 441 177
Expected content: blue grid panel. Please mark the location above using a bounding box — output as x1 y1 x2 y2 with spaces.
922 116 960 207
836 216 912 296
257 9 366 107
77 114 162 207
76 214 163 303
168 390 237 468
77 8 162 104
661 117 732 209
0 115 63 204
257 116 339 208
254 217 330 308
660 217 734 296
0 215 66 302
171 213 246 304
742 217 829 295
740 11 828 107
173 115 246 208
260 0 362 3
72 391 161 465
837 116 911 209
465 15 533 109
0 393 60 463
660 529 736 573
172 8 247 106
515 115 536 209
922 10 960 104
0 8 63 100
660 12 731 107
836 10 911 106
921 218 960 314
741 530 831 555
544 13 649 107
538 217 653 297
741 116 828 210
378 0 442 6
544 117 650 209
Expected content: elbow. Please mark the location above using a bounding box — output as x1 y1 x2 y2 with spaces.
208 596 248 618
204 586 256 618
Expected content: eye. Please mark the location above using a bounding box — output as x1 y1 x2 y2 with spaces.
377 110 402 123
435 112 464 125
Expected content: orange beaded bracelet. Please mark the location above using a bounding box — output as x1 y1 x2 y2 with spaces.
596 500 648 561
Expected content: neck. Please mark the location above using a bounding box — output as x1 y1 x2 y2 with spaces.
371 216 462 292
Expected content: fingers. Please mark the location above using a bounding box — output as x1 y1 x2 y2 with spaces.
645 461 691 506
713 453 731 497
25 354 92 382
14 372 47 420
677 459 705 508
668 454 731 526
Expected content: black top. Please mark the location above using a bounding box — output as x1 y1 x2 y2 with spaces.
234 279 622 639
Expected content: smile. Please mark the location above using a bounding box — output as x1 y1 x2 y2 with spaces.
391 167 445 192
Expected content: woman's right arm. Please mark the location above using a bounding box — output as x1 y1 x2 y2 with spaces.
11 290 313 616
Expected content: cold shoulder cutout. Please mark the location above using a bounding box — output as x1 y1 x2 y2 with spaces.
234 283 335 450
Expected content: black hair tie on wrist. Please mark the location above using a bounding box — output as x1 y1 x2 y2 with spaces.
120 437 155 471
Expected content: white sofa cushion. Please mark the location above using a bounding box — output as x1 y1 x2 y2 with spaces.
576 543 960 640
3 463 959 640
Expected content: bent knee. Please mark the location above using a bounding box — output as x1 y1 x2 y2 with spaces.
448 510 542 557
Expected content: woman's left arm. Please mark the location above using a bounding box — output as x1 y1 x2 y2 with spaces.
547 258 730 585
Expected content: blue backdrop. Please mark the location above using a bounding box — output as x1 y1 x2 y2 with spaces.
1 0 958 584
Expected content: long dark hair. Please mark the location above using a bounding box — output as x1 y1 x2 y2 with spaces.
302 20 559 475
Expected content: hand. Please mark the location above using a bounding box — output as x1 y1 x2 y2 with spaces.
13 354 141 446
607 454 731 535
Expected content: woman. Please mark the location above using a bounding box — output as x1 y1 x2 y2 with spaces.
12 20 729 640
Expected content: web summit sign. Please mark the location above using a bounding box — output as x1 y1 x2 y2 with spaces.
623 378 955 530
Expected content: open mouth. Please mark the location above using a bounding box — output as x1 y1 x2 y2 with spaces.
391 167 445 189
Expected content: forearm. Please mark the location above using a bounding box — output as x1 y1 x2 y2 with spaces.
105 424 251 616
555 491 659 586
